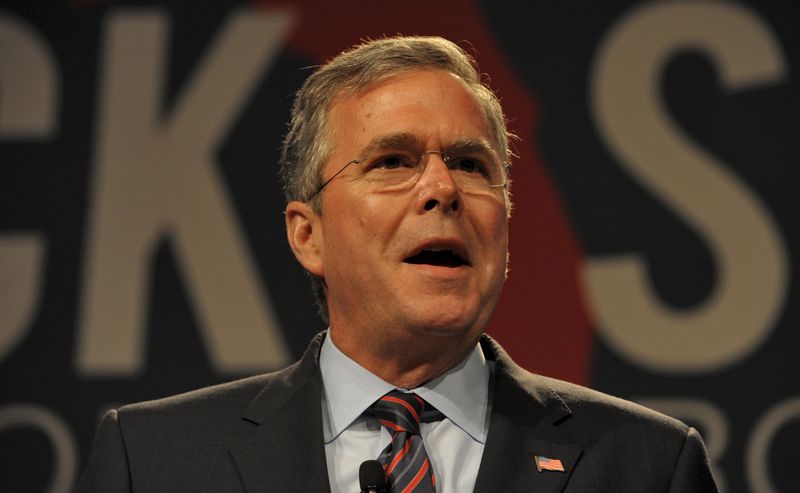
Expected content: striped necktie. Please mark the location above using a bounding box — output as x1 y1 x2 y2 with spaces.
370 390 445 493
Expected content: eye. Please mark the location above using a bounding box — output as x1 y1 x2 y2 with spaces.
449 156 485 175
369 154 416 170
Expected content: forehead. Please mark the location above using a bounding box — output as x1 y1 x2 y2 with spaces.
326 69 491 155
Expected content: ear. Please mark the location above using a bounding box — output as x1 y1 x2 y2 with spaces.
285 200 325 277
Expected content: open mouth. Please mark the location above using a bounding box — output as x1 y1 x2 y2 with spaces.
404 248 469 268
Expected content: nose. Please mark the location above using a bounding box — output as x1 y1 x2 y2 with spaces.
414 152 462 215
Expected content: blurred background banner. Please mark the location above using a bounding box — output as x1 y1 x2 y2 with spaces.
1 1 797 491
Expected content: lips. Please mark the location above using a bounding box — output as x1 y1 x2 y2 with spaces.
403 243 470 268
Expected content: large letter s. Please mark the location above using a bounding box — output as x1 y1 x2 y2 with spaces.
587 1 788 372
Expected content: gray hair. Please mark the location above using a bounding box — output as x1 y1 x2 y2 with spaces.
279 35 514 323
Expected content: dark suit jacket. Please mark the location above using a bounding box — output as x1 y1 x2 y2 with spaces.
77 333 718 492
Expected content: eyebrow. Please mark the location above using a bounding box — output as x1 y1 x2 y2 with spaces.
358 133 498 159
358 132 420 158
446 138 497 159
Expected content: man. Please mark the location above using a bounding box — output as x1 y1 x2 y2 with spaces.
78 36 718 492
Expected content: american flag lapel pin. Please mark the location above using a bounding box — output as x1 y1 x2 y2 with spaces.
534 455 565 473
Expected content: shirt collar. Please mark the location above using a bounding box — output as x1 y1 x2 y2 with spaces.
319 332 491 444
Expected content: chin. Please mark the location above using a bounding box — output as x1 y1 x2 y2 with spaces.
391 290 494 337
404 309 484 340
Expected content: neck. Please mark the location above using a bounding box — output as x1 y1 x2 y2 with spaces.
329 327 479 389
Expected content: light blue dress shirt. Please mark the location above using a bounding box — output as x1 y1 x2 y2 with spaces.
319 333 492 493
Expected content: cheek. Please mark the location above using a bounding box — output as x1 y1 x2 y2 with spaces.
478 205 508 247
324 194 400 263
480 212 509 276
357 195 406 237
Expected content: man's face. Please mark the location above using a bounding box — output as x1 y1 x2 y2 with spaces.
310 69 508 348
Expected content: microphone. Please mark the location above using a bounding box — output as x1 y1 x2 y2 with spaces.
359 460 389 493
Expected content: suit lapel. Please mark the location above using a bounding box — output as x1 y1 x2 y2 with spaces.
230 334 331 493
474 336 582 493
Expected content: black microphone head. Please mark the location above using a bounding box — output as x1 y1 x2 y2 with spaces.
359 460 388 493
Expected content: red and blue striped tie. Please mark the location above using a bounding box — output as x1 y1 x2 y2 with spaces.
371 390 444 493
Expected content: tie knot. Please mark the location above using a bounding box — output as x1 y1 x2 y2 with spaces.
371 390 443 435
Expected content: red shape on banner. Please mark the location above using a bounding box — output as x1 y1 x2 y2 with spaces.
256 0 592 385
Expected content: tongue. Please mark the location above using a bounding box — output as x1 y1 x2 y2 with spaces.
405 250 465 267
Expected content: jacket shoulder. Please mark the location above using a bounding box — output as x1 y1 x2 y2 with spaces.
115 359 308 446
536 373 688 433
484 334 688 436
121 370 279 419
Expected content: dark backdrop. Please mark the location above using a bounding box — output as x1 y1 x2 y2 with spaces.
1 1 797 491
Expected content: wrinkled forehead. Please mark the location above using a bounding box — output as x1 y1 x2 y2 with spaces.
324 69 497 152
